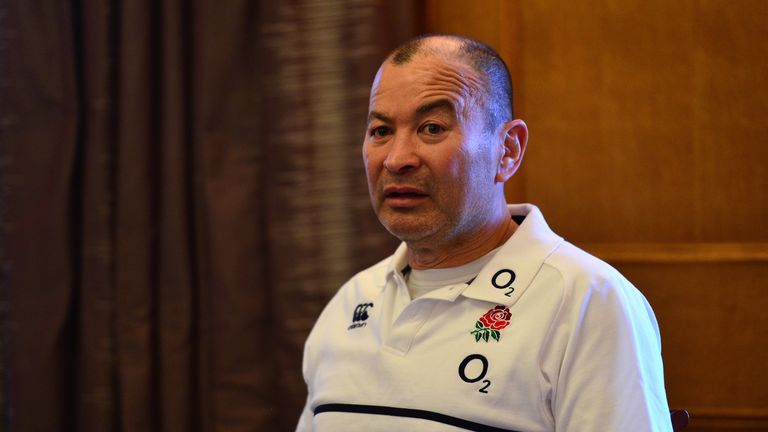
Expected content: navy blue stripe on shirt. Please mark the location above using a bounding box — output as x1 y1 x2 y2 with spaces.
314 403 519 432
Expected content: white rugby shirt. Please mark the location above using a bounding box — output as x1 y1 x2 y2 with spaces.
297 204 672 432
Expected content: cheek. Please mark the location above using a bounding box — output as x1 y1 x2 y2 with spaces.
428 145 467 179
362 143 373 169
362 146 383 183
445 152 476 193
465 145 498 186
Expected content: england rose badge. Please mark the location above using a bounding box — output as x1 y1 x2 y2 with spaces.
470 305 511 342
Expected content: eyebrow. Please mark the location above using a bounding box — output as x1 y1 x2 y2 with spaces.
367 99 457 124
415 99 456 117
368 111 392 124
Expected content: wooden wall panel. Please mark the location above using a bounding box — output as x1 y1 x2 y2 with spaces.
617 260 768 431
424 1 768 430
518 1 768 243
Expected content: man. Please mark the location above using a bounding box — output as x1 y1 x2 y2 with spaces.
297 34 672 431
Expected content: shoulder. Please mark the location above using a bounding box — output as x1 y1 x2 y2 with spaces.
338 254 391 299
302 254 394 370
538 241 657 325
308 255 391 330
544 241 633 294
541 245 669 430
538 242 661 346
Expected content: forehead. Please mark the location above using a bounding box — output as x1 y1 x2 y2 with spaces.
368 55 484 117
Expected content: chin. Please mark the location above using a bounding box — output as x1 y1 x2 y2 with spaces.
380 219 439 243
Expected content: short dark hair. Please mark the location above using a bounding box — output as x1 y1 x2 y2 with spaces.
388 34 514 130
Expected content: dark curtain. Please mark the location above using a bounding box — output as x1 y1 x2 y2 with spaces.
0 1 414 430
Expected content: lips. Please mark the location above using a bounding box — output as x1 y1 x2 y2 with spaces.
383 185 428 208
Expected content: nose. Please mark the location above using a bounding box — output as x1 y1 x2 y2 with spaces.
383 133 421 174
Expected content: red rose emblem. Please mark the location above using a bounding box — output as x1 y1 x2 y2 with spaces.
479 305 511 331
471 305 512 342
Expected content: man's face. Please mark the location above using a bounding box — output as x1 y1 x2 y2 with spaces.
363 54 502 246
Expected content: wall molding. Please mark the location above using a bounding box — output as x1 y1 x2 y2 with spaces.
682 406 768 430
579 242 768 263
687 406 768 418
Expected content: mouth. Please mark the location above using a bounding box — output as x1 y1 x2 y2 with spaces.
383 186 428 208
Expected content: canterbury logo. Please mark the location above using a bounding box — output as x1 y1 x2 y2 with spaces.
348 302 373 330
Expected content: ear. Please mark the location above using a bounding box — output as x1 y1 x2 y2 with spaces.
495 119 528 183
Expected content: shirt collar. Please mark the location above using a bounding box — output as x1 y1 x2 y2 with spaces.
461 203 563 306
383 204 563 305
385 242 410 286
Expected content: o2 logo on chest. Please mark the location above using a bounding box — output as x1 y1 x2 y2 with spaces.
458 354 491 394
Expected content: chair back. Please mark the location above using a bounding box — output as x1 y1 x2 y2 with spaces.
670 409 690 431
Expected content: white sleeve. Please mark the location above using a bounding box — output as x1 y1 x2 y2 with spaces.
551 274 673 431
296 326 322 432
295 395 313 432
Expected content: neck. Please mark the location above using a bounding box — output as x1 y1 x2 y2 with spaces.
406 207 517 270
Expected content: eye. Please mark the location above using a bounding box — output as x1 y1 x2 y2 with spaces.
420 123 445 135
370 126 391 138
